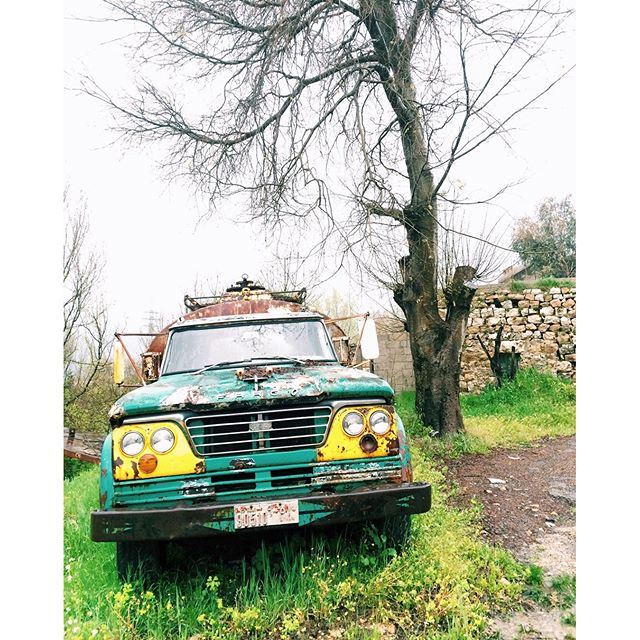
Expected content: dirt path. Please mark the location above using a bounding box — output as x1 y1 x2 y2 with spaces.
446 436 576 640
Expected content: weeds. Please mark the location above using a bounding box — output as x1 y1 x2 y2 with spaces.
550 575 576 611
522 564 546 603
64 458 94 481
64 369 575 639
397 369 575 455
523 564 575 614
509 278 575 292
64 443 527 639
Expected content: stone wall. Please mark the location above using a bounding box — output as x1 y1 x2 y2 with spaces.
375 286 576 393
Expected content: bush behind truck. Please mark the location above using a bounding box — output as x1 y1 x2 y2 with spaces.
91 277 431 579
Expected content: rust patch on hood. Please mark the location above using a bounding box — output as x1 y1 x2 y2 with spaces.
236 366 274 381
263 373 322 398
386 437 400 456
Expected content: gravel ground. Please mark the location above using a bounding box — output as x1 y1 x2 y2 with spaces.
446 436 576 640
446 436 575 558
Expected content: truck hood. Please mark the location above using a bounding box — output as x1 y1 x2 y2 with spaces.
108 364 394 421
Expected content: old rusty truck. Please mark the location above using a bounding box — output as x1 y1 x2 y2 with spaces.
91 276 431 578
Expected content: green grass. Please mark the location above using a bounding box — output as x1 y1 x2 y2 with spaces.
65 458 95 481
64 368 575 639
509 278 575 293
524 566 576 621
65 447 527 639
397 369 575 455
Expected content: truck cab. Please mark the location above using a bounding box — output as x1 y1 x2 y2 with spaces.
92 278 431 578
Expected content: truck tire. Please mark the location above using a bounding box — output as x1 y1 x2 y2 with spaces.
116 541 164 582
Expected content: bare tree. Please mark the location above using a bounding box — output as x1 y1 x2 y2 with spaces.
83 0 573 435
189 273 223 299
259 249 329 299
63 186 111 412
314 288 362 341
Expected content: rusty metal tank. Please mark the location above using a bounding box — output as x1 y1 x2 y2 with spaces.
143 277 349 373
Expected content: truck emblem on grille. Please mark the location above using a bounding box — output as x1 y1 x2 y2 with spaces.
251 414 272 449
249 420 273 432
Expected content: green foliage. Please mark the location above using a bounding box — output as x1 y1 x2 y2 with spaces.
522 564 546 603
509 278 575 293
459 368 575 419
65 440 528 639
523 565 575 614
550 575 576 611
65 369 124 434
64 365 576 638
512 196 576 278
64 458 94 481
397 369 576 455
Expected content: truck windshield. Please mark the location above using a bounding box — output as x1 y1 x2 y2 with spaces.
162 319 337 375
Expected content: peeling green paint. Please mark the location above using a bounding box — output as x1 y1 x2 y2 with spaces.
111 452 404 510
94 315 432 547
99 433 114 510
200 499 334 532
109 364 394 421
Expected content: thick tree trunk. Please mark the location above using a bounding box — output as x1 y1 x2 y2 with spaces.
362 0 477 435
394 213 477 436
405 305 470 436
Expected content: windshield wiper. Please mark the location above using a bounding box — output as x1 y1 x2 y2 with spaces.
195 356 306 375
195 359 253 374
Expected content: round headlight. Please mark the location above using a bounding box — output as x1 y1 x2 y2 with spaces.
121 431 144 456
370 410 391 435
151 428 175 453
342 411 365 436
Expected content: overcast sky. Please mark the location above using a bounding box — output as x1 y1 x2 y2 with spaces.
64 0 576 332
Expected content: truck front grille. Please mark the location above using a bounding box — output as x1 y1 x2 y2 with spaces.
185 405 332 458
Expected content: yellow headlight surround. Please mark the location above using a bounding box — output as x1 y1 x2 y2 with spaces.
112 421 205 481
316 406 398 462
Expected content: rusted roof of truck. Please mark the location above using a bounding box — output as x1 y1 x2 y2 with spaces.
146 297 344 356
173 310 322 329
175 309 323 329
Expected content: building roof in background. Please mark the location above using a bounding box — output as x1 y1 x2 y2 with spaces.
497 263 528 283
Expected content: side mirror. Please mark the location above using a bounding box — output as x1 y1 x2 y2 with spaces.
360 316 379 361
113 342 125 386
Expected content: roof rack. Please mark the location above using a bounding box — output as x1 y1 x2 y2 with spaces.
183 274 307 311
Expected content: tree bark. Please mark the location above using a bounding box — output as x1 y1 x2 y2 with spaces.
395 237 477 435
359 0 478 435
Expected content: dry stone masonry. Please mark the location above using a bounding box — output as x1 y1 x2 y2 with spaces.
375 286 576 393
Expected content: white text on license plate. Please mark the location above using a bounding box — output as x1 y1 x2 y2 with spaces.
234 499 299 529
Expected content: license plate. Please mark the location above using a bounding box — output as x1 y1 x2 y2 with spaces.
234 499 299 529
